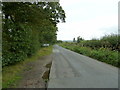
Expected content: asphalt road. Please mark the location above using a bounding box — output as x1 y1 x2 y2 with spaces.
48 45 118 88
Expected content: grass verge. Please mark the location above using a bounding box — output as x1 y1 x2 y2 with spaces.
59 43 119 67
2 46 53 88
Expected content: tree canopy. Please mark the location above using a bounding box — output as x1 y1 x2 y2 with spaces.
2 2 66 66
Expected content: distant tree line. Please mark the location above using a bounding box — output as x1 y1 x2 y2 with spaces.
2 2 66 67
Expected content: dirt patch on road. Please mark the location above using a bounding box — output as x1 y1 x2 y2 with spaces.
17 54 53 88
45 62 52 68
42 62 52 80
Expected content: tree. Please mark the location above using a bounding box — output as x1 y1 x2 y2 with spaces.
77 36 80 43
2 2 66 67
57 40 63 43
73 38 76 42
77 36 84 43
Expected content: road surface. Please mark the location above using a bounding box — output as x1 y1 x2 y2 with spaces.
48 45 118 88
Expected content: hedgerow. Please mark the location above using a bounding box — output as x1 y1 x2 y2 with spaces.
60 43 119 67
79 34 119 51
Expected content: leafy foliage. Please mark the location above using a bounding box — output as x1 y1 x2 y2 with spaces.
59 34 119 67
73 38 76 42
77 36 84 43
2 2 66 67
79 34 119 51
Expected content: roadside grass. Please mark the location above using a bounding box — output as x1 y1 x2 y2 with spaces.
2 46 53 88
59 43 119 67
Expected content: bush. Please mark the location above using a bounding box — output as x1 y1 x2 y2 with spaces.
79 34 119 51
2 23 41 66
61 44 119 67
73 47 91 56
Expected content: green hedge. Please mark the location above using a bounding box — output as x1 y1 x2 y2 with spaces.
79 34 119 50
61 44 119 67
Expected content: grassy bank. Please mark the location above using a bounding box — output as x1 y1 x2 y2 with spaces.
60 43 119 67
2 46 53 88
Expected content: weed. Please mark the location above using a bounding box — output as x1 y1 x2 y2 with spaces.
2 46 53 88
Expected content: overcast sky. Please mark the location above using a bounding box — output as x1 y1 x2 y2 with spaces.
57 0 119 40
